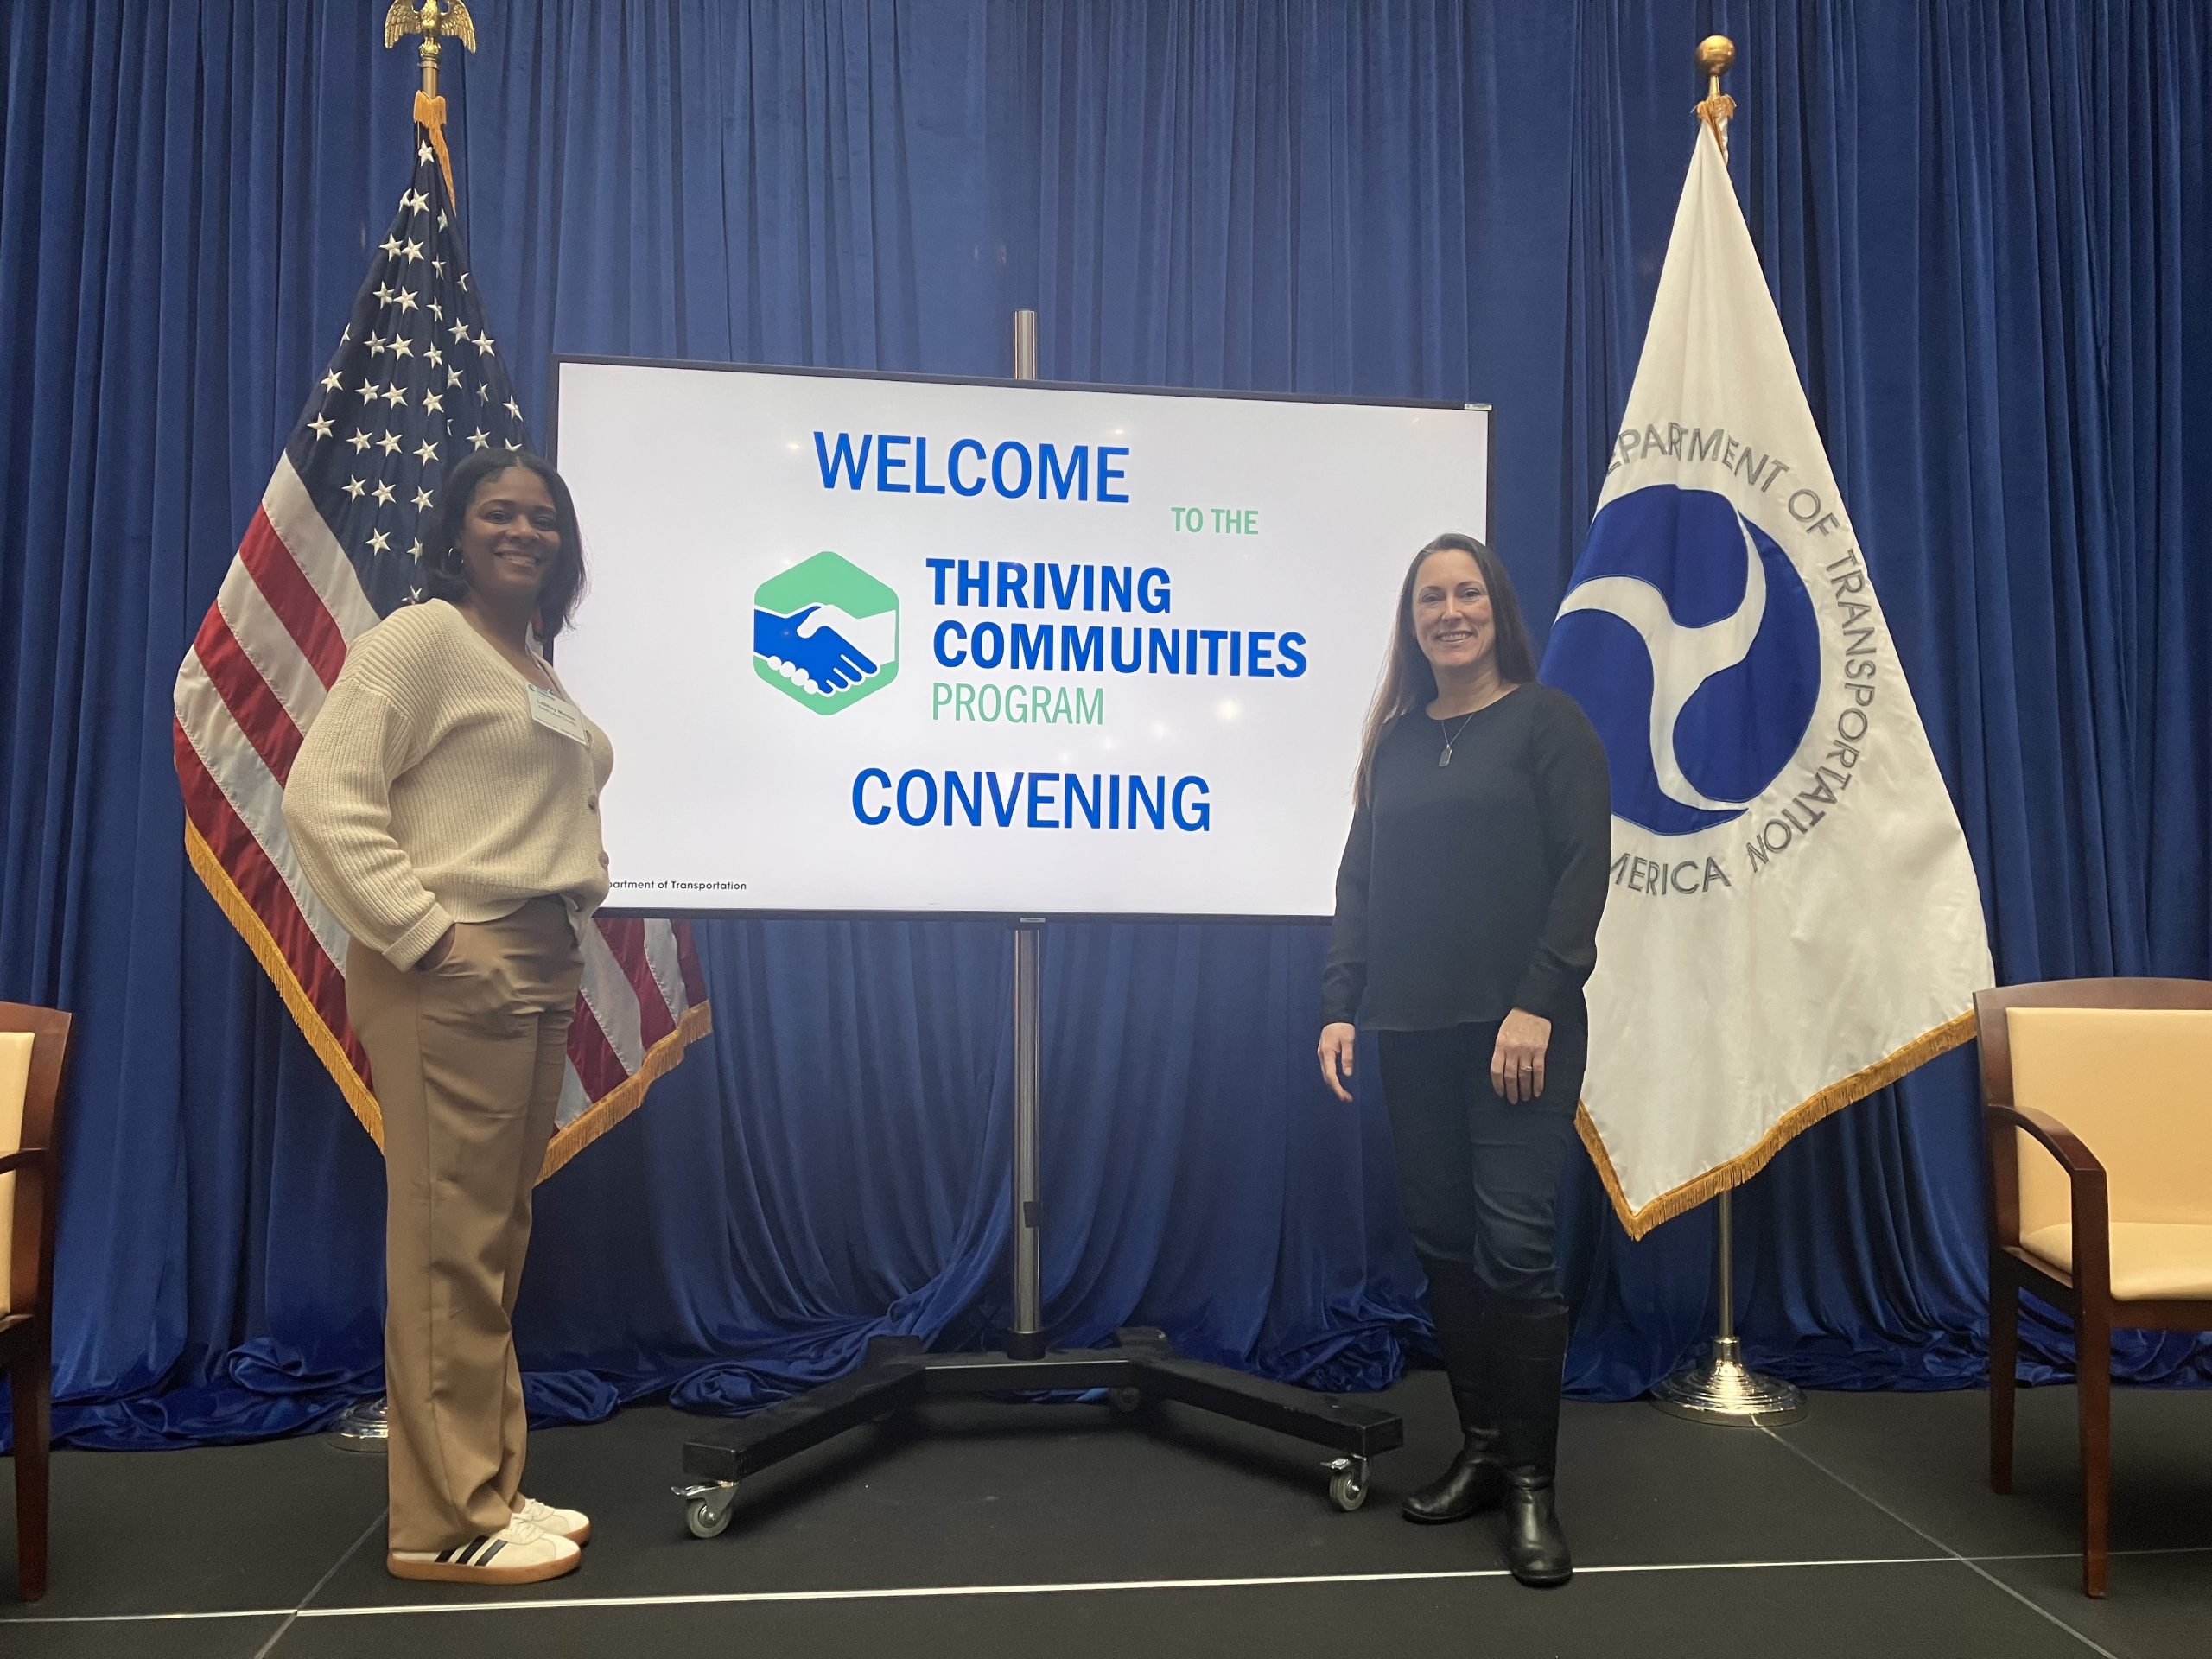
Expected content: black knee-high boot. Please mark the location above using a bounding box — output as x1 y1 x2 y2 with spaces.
1491 1296 1573 1586
1401 1255 1506 1523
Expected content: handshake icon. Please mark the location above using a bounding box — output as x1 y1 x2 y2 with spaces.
753 604 881 696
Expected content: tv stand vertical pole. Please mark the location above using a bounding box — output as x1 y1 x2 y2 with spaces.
1008 918 1046 1359
1006 309 1047 1361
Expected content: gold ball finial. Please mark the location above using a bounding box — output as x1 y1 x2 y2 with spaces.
1697 35 1736 78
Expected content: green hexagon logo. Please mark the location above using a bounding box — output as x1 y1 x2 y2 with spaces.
753 551 899 715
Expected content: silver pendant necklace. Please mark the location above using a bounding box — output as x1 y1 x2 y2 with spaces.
1438 710 1479 766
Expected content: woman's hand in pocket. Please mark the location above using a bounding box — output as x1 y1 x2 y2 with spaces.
416 925 460 972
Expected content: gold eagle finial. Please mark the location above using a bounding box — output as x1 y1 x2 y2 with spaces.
385 0 478 54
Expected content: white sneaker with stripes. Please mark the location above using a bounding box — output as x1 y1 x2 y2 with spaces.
387 1516 582 1585
513 1494 591 1545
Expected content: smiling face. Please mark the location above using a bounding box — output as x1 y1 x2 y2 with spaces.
455 465 560 613
1409 547 1496 678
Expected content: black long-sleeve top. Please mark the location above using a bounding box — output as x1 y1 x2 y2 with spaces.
1322 683 1611 1032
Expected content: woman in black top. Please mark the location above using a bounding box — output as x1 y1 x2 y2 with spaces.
1319 532 1610 1588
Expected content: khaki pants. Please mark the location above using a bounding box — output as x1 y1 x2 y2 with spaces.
346 899 582 1551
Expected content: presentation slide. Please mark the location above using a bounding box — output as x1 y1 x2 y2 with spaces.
552 360 1490 918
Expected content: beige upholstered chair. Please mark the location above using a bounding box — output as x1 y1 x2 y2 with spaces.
1 1001 73 1602
1975 979 2212 1599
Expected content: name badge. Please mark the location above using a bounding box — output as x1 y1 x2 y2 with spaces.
526 683 590 745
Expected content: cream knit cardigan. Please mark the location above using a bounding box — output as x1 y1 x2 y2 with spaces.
283 599 614 970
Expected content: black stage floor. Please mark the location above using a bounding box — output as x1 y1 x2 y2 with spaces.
3 1376 2205 1657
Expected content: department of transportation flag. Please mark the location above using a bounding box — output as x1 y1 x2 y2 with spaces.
1541 119 1992 1239
172 105 710 1180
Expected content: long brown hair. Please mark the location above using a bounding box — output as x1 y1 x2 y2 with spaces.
1352 532 1537 803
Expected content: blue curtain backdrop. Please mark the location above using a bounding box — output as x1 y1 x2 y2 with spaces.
2 0 2207 1449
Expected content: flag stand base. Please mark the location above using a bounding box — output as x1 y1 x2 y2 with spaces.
331 1395 391 1452
1650 1335 1806 1426
1648 1189 1808 1427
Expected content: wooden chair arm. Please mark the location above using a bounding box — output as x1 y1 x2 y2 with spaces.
1986 1104 2106 1179
1986 1104 2113 1295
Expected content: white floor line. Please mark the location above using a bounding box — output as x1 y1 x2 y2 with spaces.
3 1607 295 1625
10 1546 2203 1626
289 1556 1957 1618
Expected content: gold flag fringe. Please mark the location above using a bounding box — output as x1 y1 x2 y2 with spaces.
1577 1008 1978 1242
537 1000 714 1182
185 819 387 1146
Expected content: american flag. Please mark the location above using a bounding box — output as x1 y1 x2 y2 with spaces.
173 109 710 1181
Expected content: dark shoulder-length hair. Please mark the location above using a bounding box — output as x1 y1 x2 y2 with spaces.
1352 532 1537 804
416 448 588 639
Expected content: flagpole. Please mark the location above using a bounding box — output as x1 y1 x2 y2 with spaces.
1649 34 1806 1431
333 0 484 1455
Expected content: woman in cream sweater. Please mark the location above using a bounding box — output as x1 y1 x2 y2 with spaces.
285 448 613 1586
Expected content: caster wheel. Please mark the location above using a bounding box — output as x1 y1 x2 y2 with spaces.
1108 1387 1142 1414
686 1495 734 1538
1327 1461 1369 1512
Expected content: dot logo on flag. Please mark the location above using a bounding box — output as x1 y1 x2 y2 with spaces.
1543 485 1819 836
753 551 900 715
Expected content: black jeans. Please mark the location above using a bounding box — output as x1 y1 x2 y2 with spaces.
1376 1018 1585 1304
